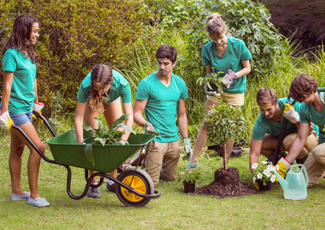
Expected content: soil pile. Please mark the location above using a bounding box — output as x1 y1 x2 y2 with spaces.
195 168 257 198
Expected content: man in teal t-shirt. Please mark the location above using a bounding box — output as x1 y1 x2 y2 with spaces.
284 74 325 187
249 87 318 174
134 45 192 187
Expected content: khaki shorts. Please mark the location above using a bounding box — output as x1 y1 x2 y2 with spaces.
207 92 244 106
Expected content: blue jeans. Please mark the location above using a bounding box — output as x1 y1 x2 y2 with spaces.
9 110 33 126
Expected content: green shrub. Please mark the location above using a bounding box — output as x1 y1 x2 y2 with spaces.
0 0 152 116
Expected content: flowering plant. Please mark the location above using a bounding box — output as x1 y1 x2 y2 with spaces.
252 161 276 185
180 170 202 183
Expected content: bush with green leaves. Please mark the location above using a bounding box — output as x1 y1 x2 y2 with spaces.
204 102 248 170
83 114 135 166
0 0 152 116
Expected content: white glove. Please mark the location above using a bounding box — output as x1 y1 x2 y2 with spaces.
144 122 160 135
0 110 14 130
32 102 45 124
283 103 300 124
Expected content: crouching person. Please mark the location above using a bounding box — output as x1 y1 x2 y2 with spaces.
249 87 318 174
133 45 192 187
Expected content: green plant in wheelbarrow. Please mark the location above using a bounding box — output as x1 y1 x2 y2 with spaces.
204 101 249 186
196 70 224 96
83 114 135 166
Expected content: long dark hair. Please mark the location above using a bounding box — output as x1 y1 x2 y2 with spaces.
88 64 114 111
3 14 39 62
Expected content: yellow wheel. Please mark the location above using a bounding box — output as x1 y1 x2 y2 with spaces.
116 167 154 207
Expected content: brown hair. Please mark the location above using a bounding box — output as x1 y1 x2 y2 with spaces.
3 14 39 62
88 64 114 111
289 74 318 102
156 45 177 63
256 87 278 106
205 13 228 40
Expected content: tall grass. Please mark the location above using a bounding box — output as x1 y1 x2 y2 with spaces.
121 31 325 141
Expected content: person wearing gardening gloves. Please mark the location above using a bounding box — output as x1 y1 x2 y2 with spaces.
249 87 318 188
75 64 133 197
134 45 191 187
188 13 252 172
283 74 325 187
0 14 50 207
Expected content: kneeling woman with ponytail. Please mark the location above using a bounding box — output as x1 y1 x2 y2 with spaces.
74 64 133 198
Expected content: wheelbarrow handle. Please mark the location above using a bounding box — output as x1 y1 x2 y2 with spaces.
32 111 57 137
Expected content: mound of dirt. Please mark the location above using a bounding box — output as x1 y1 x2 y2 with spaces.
194 168 257 198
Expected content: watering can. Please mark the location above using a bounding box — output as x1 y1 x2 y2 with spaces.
273 164 309 200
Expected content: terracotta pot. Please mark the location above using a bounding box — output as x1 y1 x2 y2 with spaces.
183 181 195 193
257 180 272 191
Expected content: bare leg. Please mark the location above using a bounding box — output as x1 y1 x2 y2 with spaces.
103 99 123 178
11 122 45 200
188 99 219 172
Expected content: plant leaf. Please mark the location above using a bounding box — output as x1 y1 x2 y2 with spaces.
84 144 95 166
110 114 130 131
117 124 136 134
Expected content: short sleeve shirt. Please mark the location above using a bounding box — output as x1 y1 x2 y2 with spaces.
300 98 325 144
136 73 188 143
77 70 131 104
201 36 252 93
252 98 300 141
1 48 37 113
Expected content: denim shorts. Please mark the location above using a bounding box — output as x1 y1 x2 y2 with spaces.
9 110 33 126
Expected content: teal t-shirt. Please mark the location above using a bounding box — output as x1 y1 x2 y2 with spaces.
201 36 252 93
77 70 131 104
1 48 37 113
252 98 301 141
300 99 325 144
136 73 188 143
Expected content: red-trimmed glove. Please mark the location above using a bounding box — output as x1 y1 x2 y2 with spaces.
283 103 300 124
32 102 45 124
220 70 238 89
0 110 14 130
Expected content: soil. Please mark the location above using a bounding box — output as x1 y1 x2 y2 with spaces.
260 0 325 51
195 168 257 198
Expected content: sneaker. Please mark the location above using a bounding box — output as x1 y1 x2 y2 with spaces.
11 192 30 200
106 180 116 193
88 187 101 198
27 197 50 207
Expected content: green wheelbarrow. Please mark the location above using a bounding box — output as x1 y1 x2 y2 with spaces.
12 111 160 207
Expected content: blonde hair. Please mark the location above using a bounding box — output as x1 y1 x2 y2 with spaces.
256 87 278 106
205 13 228 40
88 64 114 111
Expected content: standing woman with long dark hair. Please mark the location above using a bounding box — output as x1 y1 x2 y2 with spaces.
0 14 49 207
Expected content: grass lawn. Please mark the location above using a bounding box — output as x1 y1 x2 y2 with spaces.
1 123 325 230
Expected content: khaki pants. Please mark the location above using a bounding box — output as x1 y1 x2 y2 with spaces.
261 132 318 157
145 139 181 187
304 142 325 187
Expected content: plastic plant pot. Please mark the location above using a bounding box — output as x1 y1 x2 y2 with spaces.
183 181 195 193
257 180 272 191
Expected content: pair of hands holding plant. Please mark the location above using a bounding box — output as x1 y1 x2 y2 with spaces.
0 102 44 130
204 69 238 97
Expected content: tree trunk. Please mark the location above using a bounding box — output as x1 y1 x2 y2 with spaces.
223 145 227 170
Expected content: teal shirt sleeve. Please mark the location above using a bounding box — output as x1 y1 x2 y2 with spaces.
299 104 309 124
136 80 150 100
252 114 267 141
121 84 132 103
77 84 89 103
238 40 252 61
2 50 17 72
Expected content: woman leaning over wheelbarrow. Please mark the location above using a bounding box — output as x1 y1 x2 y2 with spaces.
0 15 49 207
187 13 252 172
75 64 133 198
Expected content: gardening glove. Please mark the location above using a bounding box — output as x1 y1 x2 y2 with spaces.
274 157 292 182
203 85 220 97
253 177 259 191
283 103 300 124
144 122 160 136
182 138 193 161
220 69 238 89
32 102 45 124
0 110 14 130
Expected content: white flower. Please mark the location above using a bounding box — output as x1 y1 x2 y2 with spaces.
270 175 276 182
262 161 268 165
263 169 269 175
257 173 263 179
252 163 258 169
276 164 279 171
266 172 271 177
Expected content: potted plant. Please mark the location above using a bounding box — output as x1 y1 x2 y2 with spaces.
181 170 202 193
252 161 277 191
